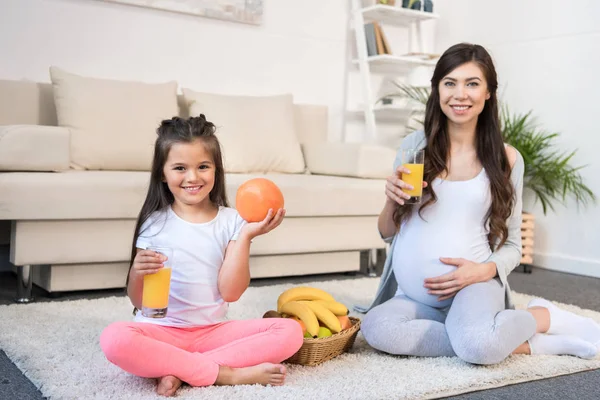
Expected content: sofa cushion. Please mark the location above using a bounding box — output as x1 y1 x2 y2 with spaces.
182 89 306 174
0 171 149 220
0 80 58 126
227 173 385 217
0 125 70 172
50 67 179 171
302 142 397 179
293 104 328 146
0 171 385 220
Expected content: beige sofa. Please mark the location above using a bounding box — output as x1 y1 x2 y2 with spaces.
0 67 395 302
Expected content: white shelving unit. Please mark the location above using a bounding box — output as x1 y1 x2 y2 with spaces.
345 1 439 142
360 3 439 26
352 54 437 69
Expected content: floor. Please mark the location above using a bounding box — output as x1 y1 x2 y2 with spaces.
0 266 599 400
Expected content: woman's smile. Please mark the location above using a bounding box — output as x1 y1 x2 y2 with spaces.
449 104 472 116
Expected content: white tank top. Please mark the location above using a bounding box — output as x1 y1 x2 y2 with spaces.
392 168 493 308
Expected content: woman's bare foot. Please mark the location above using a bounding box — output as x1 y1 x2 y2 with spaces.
156 375 183 397
215 363 287 386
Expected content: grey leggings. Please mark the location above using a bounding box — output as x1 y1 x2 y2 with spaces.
361 278 537 365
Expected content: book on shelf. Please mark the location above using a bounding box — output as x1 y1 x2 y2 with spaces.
364 22 392 56
364 23 377 56
374 22 392 55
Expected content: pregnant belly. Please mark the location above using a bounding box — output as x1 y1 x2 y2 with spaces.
392 231 491 309
395 256 457 308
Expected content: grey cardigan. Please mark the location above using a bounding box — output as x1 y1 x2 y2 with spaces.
356 130 525 313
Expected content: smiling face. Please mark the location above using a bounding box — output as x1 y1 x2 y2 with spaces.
438 61 491 127
162 139 215 211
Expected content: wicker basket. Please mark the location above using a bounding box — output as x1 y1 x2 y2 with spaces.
285 317 361 366
521 212 535 264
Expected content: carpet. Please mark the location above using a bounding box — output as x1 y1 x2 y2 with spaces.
0 277 599 400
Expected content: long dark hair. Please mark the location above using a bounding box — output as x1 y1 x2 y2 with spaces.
393 43 514 250
127 115 228 282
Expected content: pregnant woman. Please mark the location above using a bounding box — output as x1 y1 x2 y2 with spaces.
358 43 600 364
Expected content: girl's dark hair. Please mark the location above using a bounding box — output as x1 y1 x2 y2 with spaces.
127 115 228 282
393 43 514 250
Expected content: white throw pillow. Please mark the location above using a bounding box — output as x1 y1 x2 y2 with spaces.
50 66 179 170
182 89 306 174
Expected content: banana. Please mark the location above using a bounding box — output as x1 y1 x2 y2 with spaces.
297 300 342 333
278 301 320 337
277 287 336 310
313 300 349 316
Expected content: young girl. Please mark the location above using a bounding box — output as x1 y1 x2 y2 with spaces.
100 115 304 397
358 43 600 364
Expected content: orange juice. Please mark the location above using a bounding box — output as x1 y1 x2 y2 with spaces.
401 163 424 199
142 267 172 316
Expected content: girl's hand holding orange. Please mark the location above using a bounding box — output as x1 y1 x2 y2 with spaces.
131 250 167 277
240 208 286 240
385 166 428 206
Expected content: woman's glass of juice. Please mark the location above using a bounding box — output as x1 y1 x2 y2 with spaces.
401 148 425 204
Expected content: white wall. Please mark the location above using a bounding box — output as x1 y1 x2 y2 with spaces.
0 0 349 140
434 0 600 278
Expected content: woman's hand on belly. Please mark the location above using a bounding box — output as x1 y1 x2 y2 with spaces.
423 258 497 301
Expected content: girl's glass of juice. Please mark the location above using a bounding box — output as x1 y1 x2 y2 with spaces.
401 148 425 204
141 246 173 318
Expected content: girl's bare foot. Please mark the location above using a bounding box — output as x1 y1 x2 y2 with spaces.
215 363 286 386
157 375 183 397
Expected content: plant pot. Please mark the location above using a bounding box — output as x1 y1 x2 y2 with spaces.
521 212 534 265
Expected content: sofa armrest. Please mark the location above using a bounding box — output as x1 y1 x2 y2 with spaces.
0 125 70 171
302 142 396 179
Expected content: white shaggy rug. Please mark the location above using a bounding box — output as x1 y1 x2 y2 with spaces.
1 277 599 400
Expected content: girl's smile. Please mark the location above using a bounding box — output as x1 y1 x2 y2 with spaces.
182 185 203 194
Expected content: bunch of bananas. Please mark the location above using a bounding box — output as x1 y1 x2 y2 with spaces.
263 286 352 338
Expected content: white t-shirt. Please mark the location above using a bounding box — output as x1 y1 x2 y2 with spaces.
392 169 493 309
133 205 246 327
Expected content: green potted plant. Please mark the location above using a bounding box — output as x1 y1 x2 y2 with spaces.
380 83 596 265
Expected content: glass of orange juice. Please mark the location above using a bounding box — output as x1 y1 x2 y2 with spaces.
401 148 425 204
141 246 173 318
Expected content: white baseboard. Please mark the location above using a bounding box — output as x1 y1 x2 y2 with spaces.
533 252 600 279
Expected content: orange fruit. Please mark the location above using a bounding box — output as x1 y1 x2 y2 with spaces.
338 315 352 330
290 316 307 335
235 178 284 222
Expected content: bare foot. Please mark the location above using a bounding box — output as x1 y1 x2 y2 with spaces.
215 363 287 386
512 341 531 355
156 375 183 397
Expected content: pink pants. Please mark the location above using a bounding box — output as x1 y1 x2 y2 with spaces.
99 318 303 386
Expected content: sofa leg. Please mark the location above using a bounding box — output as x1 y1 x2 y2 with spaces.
367 249 379 277
360 249 386 277
15 264 34 303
